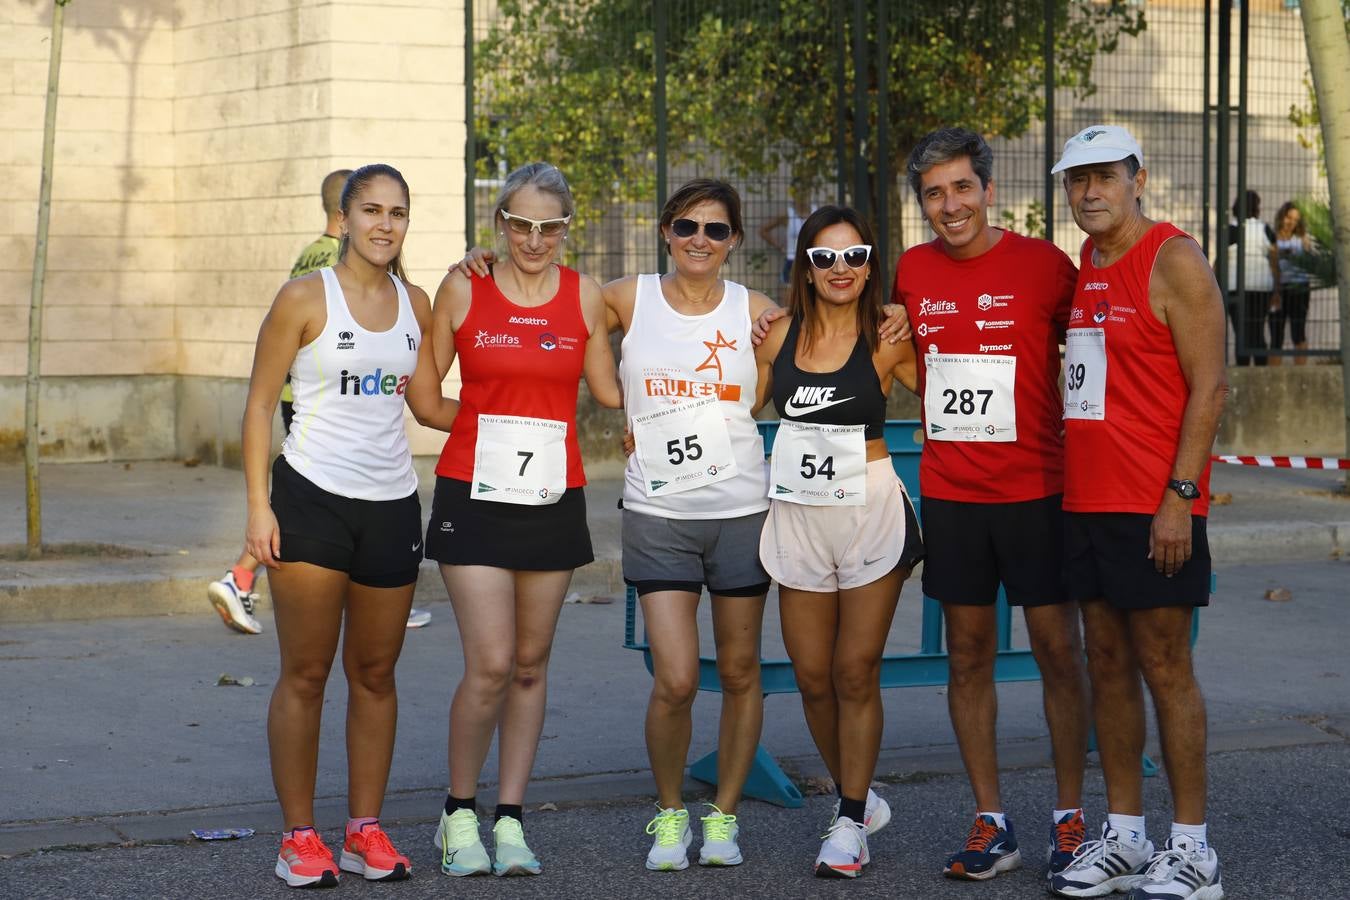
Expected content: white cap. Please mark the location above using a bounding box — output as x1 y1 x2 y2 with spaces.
1051 125 1144 174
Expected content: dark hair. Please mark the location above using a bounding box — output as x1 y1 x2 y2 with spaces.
658 178 743 253
906 128 994 203
1232 189 1260 220
321 169 353 216
787 205 881 354
1275 200 1305 236
338 163 410 282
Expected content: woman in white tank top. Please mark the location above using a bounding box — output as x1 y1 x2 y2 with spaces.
242 165 447 887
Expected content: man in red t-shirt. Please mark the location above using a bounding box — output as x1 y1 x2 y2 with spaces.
892 128 1090 884
1048 126 1227 900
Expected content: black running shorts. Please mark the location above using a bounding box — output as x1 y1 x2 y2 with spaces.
269 456 422 588
1062 511 1211 609
921 494 1066 607
424 477 594 571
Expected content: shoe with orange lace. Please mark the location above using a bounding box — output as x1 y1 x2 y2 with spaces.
339 821 411 881
1048 810 1088 878
943 814 1022 880
275 826 340 888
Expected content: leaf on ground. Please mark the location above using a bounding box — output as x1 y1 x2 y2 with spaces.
216 674 255 687
1209 492 1233 505
536 802 559 812
1263 587 1293 602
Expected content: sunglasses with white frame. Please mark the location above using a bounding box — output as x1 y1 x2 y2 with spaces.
501 209 572 236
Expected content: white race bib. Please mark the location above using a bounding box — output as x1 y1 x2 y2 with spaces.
631 396 737 497
923 354 1017 442
471 414 568 505
768 421 866 506
1063 328 1106 421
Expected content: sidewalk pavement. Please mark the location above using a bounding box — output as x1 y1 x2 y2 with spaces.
1 460 1348 867
3 457 1348 623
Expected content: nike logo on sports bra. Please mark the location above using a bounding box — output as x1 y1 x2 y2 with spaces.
784 395 856 416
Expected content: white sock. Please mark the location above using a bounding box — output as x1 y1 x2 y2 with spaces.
976 810 1007 829
1170 821 1207 852
1106 813 1147 849
1053 807 1082 826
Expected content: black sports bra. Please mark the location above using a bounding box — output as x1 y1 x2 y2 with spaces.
772 315 885 441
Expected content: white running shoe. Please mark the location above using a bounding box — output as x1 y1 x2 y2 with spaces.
831 788 891 836
435 808 490 876
207 572 262 635
815 815 868 878
406 608 431 629
491 816 541 876
697 805 742 866
1125 836 1223 900
645 807 692 871
1050 823 1154 897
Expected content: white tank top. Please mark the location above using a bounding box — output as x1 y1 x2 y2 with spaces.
786 204 807 262
282 267 420 501
620 274 769 519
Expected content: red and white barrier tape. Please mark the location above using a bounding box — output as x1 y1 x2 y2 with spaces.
1212 454 1350 470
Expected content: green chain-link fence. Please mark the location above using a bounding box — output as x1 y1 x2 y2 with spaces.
467 0 1334 362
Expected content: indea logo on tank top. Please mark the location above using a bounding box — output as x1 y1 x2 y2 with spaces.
337 332 417 396
644 329 742 401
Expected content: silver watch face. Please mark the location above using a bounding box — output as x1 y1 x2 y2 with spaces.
1173 480 1199 499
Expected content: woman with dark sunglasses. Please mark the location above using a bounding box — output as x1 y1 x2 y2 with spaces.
752 205 923 879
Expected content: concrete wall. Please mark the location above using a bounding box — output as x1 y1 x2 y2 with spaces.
1216 365 1346 457
3 0 466 461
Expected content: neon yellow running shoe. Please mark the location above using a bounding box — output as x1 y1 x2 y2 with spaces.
698 805 742 866
435 808 489 876
491 816 541 876
644 807 692 871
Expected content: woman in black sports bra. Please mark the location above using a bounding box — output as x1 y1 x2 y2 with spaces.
752 205 924 878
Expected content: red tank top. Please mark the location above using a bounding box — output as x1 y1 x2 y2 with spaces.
435 266 589 487
893 230 1077 503
1063 223 1210 516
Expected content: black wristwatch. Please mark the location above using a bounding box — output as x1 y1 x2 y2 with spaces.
1167 479 1200 500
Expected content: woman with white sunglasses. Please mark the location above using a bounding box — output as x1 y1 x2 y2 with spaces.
752 205 923 879
411 161 621 878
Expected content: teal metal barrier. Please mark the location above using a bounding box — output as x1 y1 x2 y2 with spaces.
621 419 1202 805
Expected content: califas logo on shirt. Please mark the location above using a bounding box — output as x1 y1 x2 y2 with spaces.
919 297 958 316
339 368 410 396
784 386 855 416
474 330 521 348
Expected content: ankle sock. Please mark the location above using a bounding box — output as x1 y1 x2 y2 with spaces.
231 565 255 593
1170 821 1207 851
444 794 476 816
838 795 866 823
1053 807 1083 826
1106 813 1147 849
495 804 523 824
977 810 1007 830
346 816 377 837
285 825 317 841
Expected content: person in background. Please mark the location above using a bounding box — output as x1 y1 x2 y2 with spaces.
759 181 816 304
210 168 431 633
1269 200 1313 365
1223 190 1278 367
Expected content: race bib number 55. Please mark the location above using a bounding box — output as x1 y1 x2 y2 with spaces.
631 396 736 497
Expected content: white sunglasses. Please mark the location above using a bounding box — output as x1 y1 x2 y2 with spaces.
501 209 572 236
805 244 872 270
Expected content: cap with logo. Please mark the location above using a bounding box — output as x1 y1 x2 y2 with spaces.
1051 125 1144 174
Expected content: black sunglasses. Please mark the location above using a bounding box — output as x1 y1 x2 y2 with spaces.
670 218 733 242
806 244 872 270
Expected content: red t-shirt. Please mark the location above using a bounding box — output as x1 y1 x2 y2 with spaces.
436 266 589 487
1062 222 1210 516
893 229 1077 503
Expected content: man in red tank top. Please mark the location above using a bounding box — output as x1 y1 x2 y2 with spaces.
1049 126 1228 900
892 128 1091 884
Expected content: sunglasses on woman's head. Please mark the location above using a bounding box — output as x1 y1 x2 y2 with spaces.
806 244 872 270
670 218 733 242
501 209 571 236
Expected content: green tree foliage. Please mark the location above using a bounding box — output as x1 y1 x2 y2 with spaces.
475 1 1144 241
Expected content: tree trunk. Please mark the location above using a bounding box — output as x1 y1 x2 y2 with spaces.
26 0 71 560
1299 0 1350 480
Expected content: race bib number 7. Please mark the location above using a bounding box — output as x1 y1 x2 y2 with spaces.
1063 328 1106 421
471 414 568 505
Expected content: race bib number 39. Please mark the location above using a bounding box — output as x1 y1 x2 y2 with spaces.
769 421 866 506
631 396 736 497
923 354 1017 442
471 414 568 505
1063 328 1106 421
